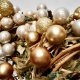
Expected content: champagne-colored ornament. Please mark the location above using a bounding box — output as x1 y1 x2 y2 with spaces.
0 0 14 17
0 31 11 44
36 17 53 34
25 31 40 46
53 7 69 25
2 43 15 56
0 62 13 79
46 25 66 45
13 6 20 13
1 17 13 30
30 47 51 68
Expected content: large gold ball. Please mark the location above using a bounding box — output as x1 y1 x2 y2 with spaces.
36 17 53 34
30 47 51 68
25 31 40 46
0 62 13 79
46 25 66 45
0 0 14 17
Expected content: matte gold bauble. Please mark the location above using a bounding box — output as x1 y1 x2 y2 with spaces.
25 31 40 46
46 25 66 45
0 0 14 17
0 62 13 79
30 47 51 68
36 17 53 34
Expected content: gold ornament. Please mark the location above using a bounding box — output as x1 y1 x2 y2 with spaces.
0 62 13 79
36 17 53 34
0 0 14 17
30 47 51 68
46 25 66 45
25 31 40 46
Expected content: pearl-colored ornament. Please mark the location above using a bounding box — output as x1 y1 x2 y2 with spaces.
2 43 15 56
13 12 25 25
46 25 66 45
0 31 11 44
1 17 13 30
71 19 80 36
36 17 53 34
53 7 69 25
13 6 20 13
16 25 28 39
37 3 47 10
37 9 48 18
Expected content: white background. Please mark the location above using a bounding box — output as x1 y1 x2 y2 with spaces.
10 0 80 14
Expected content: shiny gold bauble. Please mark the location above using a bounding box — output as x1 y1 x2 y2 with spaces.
46 25 66 45
36 17 53 34
0 0 14 17
25 31 40 46
30 47 51 68
0 62 13 79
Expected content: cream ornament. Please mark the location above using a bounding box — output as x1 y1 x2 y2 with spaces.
13 6 20 13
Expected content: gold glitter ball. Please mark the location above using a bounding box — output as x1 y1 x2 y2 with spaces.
0 0 14 16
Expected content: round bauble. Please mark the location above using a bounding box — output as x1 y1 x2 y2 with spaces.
36 17 53 34
13 12 25 25
46 25 66 45
37 3 47 10
13 6 20 13
16 25 28 39
1 17 13 30
25 31 40 46
0 0 14 17
30 47 51 68
0 31 11 44
37 9 48 18
2 43 15 56
71 19 80 36
0 62 13 79
53 7 69 25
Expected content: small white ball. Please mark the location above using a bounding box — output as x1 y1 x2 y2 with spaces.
37 3 47 10
13 12 25 25
13 6 20 13
53 7 69 25
1 17 13 30
2 43 15 56
37 9 48 18
0 31 11 44
16 25 28 39
71 19 80 36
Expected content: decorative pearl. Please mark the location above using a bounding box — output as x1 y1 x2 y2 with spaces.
71 19 80 36
37 3 47 10
46 25 66 45
25 31 40 46
37 9 48 18
0 31 11 44
36 17 53 34
0 62 13 79
13 6 20 13
2 43 15 56
30 47 51 68
13 12 25 25
16 25 28 39
53 7 69 25
1 17 13 30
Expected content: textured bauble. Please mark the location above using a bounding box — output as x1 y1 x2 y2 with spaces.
2 43 15 56
0 31 11 44
37 9 48 18
36 17 53 34
1 17 13 30
0 0 14 17
46 25 66 45
13 6 20 13
30 47 51 68
71 19 80 36
13 12 25 25
0 62 13 79
25 31 40 46
37 3 47 10
16 25 28 39
53 7 69 25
